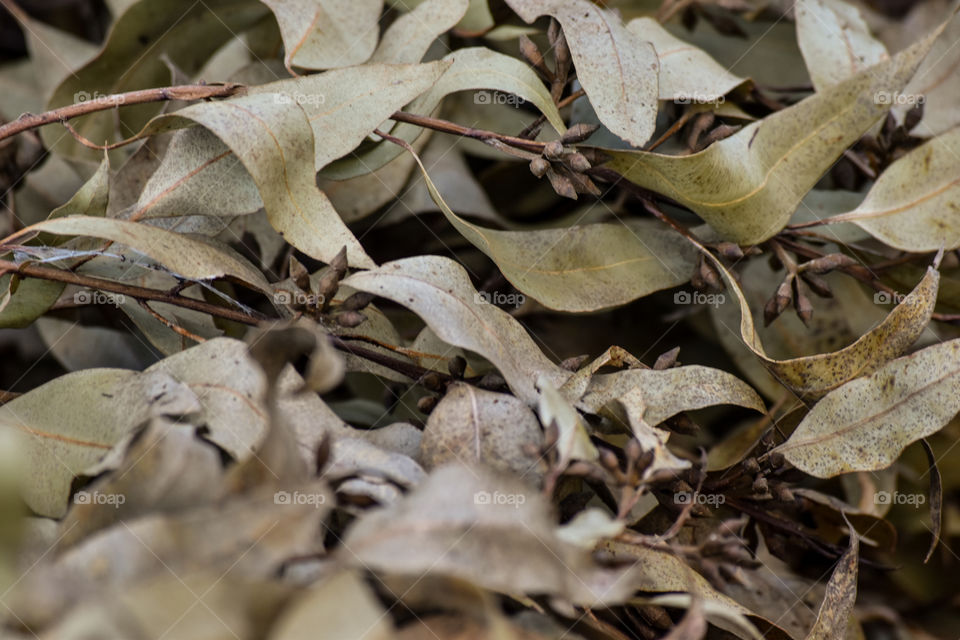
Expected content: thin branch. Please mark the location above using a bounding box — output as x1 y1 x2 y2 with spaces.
0 258 265 325
0 84 245 143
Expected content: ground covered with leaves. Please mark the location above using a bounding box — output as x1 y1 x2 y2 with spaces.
0 0 959 637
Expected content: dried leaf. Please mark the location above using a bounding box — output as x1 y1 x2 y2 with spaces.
506 0 659 146
775 339 960 477
608 28 941 244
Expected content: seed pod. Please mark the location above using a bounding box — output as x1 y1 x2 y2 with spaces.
518 35 547 75
560 123 600 145
417 395 438 414
529 156 549 178
566 152 591 172
288 256 310 290
698 256 722 290
565 169 601 196
341 291 375 311
625 438 643 463
335 310 366 328
768 450 786 468
716 242 743 260
329 246 349 278
560 354 590 371
545 167 577 200
742 458 760 474
477 373 506 391
774 484 795 503
804 253 858 274
793 279 814 326
752 476 768 494
599 448 620 472
800 271 833 298
653 346 680 370
543 140 564 160
764 276 794 326
421 372 443 392
447 355 466 378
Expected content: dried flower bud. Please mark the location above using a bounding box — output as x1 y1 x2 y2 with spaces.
543 140 564 160
560 123 600 145
417 395 438 414
335 310 366 328
566 153 591 172
447 355 466 378
529 156 549 178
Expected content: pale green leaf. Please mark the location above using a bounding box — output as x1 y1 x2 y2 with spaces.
607 28 940 244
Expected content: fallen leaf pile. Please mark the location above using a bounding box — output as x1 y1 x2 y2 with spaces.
0 0 958 637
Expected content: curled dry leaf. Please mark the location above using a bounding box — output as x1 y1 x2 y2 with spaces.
397 138 698 312
607 27 942 244
261 0 383 71
342 256 571 405
342 464 642 606
700 241 939 401
804 530 858 639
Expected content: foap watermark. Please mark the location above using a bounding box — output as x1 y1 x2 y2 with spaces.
875 491 925 507
274 490 326 508
474 490 526 508
74 90 125 106
674 290 725 308
74 490 125 508
874 91 925 106
275 92 326 107
474 291 525 308
873 491 927 507
675 93 726 106
74 290 125 307
675 492 725 507
274 290 325 306
474 91 525 107
874 290 906 305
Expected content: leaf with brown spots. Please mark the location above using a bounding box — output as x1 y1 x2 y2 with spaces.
804 527 858 639
701 241 939 401
821 127 960 251
775 339 960 477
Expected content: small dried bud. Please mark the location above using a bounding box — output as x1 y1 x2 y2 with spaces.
625 438 643 462
742 458 761 475
804 253 858 274
518 35 546 73
560 354 590 371
288 256 310 289
716 242 744 260
477 373 506 391
566 152 591 172
774 484 795 503
794 288 814 326
329 246 349 278
752 476 768 494
545 167 577 200
341 291 375 311
421 372 443 392
334 310 366 328
417 395 438 414
768 450 786 468
560 123 600 145
529 156 549 178
653 346 680 370
800 272 833 298
447 355 467 378
599 448 620 471
543 140 564 160
698 255 722 290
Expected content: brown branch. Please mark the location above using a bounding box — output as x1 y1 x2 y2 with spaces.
0 258 265 325
0 84 245 143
